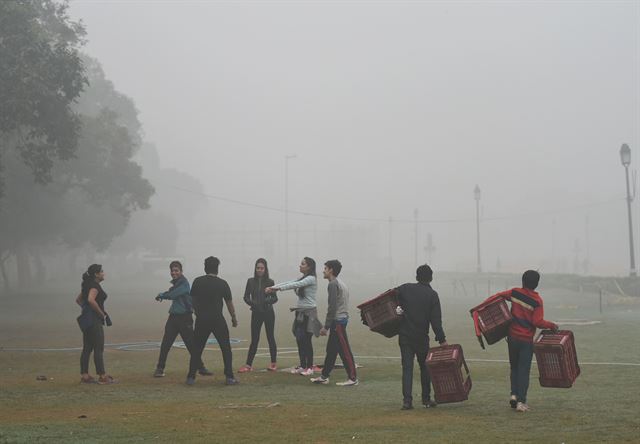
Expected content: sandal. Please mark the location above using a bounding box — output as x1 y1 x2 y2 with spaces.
97 375 118 385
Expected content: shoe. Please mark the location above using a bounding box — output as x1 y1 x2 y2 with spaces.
310 376 329 384
300 368 314 376
97 375 117 385
516 402 529 412
290 366 303 374
510 395 517 409
80 376 97 384
238 365 252 373
312 365 322 372
225 377 239 385
153 368 165 378
422 398 437 408
185 377 196 386
336 379 359 387
401 401 413 410
198 367 213 376
267 363 277 372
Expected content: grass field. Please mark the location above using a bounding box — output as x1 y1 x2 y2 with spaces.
1 276 639 443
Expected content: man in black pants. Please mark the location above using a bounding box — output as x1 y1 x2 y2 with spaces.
153 261 212 378
396 264 447 410
187 256 239 386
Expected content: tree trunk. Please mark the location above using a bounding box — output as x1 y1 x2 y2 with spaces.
0 256 10 293
33 250 46 285
16 245 31 287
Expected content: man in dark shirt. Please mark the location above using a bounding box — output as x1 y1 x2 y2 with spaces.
187 256 239 386
396 264 447 410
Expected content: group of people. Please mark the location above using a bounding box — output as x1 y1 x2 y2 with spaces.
76 256 556 412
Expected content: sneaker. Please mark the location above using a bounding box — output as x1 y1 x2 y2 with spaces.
238 365 252 373
267 363 277 372
290 366 303 374
80 376 97 384
310 376 329 384
97 375 117 385
516 402 529 412
198 367 213 376
510 395 517 409
225 377 239 386
153 368 165 378
401 400 413 410
336 379 359 387
422 398 437 408
312 365 322 372
185 377 196 386
300 368 314 376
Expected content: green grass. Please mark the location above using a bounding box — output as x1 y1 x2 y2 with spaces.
1 279 639 443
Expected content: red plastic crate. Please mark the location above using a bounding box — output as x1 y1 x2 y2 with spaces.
469 299 512 345
357 289 401 338
534 330 580 388
426 344 472 404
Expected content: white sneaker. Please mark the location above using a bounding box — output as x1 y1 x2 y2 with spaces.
300 368 314 376
310 376 329 384
336 379 359 386
290 366 303 374
516 402 529 412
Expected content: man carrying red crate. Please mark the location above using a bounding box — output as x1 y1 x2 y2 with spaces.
479 270 558 412
395 264 447 410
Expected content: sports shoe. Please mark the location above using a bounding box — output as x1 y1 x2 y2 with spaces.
310 376 329 384
185 377 196 386
80 376 97 384
225 377 239 385
238 365 252 373
300 368 314 376
422 398 437 408
336 379 359 387
153 368 165 378
401 400 413 410
97 375 117 385
267 362 277 372
510 395 517 409
516 402 530 412
290 366 303 374
198 367 213 376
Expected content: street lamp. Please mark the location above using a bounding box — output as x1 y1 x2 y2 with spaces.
474 185 482 273
620 144 636 277
284 154 297 267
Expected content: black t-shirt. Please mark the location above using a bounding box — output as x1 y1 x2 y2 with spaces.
396 282 445 343
191 275 232 319
81 281 107 311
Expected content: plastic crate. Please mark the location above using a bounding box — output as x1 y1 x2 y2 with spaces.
534 330 580 388
357 289 401 338
470 299 512 345
426 344 472 404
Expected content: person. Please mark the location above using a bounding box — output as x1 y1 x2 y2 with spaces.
239 258 278 373
311 260 358 386
153 260 212 378
187 256 239 386
479 270 558 413
266 257 321 376
395 264 447 410
75 264 116 385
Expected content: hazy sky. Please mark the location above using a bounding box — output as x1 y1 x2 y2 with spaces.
69 1 640 275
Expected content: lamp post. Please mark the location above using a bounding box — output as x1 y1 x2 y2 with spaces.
474 185 482 273
284 154 297 267
620 144 636 277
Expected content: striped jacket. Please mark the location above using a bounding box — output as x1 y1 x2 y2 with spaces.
484 287 556 343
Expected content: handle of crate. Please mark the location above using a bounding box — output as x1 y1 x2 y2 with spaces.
471 310 486 350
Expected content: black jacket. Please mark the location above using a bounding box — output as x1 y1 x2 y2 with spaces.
396 282 446 343
243 277 277 312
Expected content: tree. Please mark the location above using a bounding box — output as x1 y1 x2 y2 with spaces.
0 0 86 196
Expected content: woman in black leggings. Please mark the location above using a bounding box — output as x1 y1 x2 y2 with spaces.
75 264 116 384
238 258 278 372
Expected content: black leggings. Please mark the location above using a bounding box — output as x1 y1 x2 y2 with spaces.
246 310 277 365
80 322 105 375
294 316 313 368
157 313 203 370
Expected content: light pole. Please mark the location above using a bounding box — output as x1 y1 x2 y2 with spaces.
474 185 482 273
414 208 419 270
284 154 297 267
620 144 636 277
